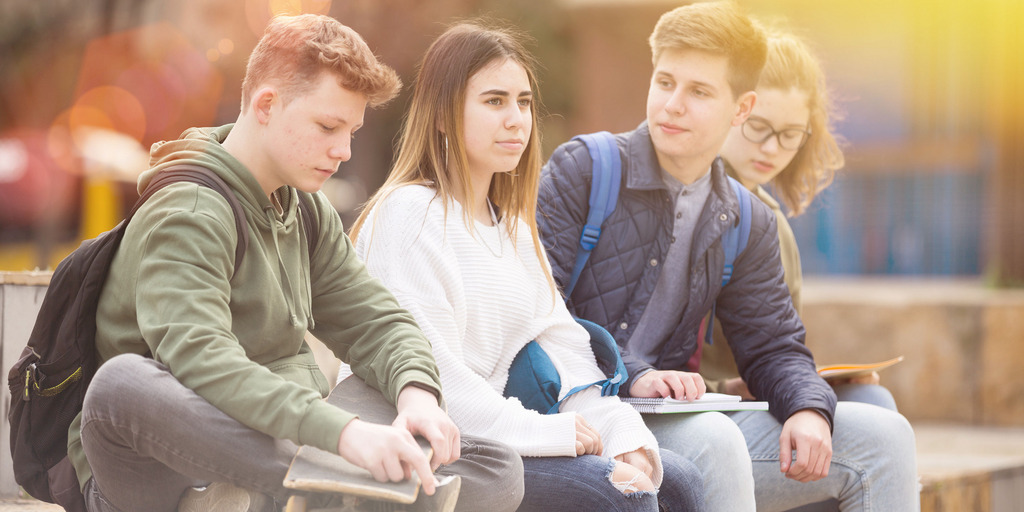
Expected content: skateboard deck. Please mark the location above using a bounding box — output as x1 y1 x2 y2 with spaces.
283 375 432 504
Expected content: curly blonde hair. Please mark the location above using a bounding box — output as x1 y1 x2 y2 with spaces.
758 30 844 216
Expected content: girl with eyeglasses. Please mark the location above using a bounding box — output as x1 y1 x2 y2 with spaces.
703 29 900 413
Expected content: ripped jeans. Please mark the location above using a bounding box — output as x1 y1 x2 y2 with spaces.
518 449 704 511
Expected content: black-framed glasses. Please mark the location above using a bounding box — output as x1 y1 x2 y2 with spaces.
741 117 811 151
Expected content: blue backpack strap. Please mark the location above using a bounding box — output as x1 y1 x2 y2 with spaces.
546 318 628 414
565 132 622 297
720 177 752 287
704 177 753 346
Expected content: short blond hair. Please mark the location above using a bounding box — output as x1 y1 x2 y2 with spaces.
759 30 844 216
241 14 400 111
649 1 766 97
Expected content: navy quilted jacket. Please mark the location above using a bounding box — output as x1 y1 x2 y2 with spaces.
537 123 836 428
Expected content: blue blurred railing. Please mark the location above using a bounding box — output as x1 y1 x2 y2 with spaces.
789 168 986 276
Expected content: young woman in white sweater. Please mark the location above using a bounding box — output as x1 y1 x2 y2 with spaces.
346 22 704 512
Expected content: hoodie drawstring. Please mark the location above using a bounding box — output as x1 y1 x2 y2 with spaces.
265 206 305 328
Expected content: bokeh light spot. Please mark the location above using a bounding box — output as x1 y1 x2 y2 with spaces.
207 48 221 62
72 86 147 143
47 110 81 175
0 139 29 183
218 38 235 55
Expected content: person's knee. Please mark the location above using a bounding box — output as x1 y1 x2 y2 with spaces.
664 412 748 463
837 402 914 440
659 449 704 491
609 460 655 494
497 445 525 507
457 436 524 511
833 401 917 469
84 353 150 413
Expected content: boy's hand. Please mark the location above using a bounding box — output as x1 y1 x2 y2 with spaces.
337 418 439 494
779 409 833 482
629 370 706 401
393 385 461 470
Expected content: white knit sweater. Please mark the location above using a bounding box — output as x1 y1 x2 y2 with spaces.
346 184 662 483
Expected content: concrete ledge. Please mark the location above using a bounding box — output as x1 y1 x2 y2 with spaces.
0 272 50 286
803 278 1024 426
915 423 1024 512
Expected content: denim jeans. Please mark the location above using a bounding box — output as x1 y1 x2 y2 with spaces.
517 448 704 511
644 411 755 511
80 354 524 512
833 384 898 412
786 383 900 512
646 402 919 512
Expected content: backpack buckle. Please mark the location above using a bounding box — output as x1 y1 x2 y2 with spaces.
23 363 37 402
579 225 602 251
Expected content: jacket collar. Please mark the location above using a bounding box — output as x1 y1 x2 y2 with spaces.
624 121 738 216
623 121 667 191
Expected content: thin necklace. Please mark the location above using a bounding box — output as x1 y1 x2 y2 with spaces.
476 198 504 258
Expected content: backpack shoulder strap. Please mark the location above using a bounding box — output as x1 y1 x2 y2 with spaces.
720 176 752 287
566 131 621 297
142 164 249 273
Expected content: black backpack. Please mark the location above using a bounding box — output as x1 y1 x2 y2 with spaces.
7 164 318 511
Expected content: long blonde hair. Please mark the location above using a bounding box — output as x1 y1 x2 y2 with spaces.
758 30 844 216
350 21 551 287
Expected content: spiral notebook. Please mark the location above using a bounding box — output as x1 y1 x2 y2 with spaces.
623 393 768 414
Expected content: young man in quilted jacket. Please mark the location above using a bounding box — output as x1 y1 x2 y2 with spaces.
69 14 523 512
537 2 918 510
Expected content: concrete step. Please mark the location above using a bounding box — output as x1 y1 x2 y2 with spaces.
916 423 1024 512
2 424 1022 511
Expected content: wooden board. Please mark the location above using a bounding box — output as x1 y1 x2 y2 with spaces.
283 376 430 504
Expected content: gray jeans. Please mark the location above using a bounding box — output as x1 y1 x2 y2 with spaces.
81 354 524 512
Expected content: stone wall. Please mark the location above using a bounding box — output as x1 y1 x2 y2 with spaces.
802 278 1024 426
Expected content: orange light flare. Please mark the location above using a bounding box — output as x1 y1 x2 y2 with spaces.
245 0 333 37
73 23 224 146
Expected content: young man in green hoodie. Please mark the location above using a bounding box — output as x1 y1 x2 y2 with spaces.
69 14 524 512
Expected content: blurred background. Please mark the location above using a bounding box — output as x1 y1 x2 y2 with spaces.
3 3 1024 507
1 0 1022 285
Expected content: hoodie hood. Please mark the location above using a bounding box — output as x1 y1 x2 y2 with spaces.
143 124 313 330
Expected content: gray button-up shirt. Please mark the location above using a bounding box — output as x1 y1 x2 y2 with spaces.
630 167 713 366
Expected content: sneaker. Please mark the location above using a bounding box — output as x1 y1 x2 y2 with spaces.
177 482 270 512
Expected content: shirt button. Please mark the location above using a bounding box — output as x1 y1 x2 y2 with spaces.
649 258 658 267
719 213 728 221
676 212 683 219
671 236 677 243
619 322 629 330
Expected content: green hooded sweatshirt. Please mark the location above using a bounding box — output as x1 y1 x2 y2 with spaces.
68 124 442 488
